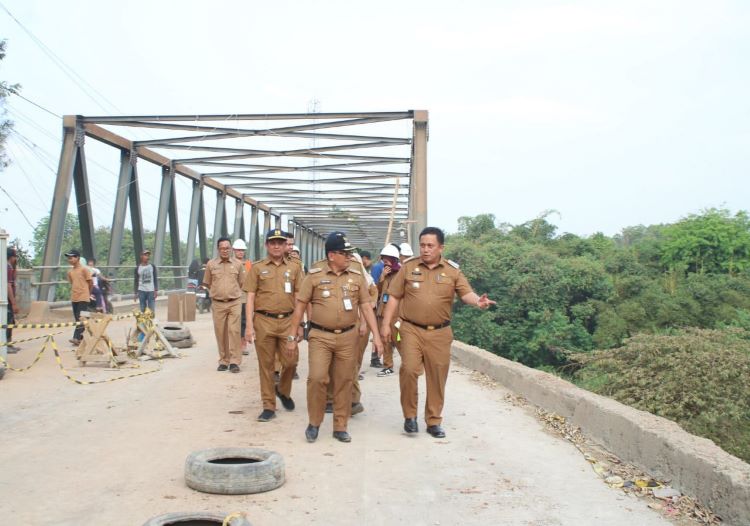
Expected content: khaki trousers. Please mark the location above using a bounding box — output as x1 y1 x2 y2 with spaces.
308 328 357 431
379 316 401 369
212 300 242 366
398 322 453 426
326 325 370 405
254 314 297 410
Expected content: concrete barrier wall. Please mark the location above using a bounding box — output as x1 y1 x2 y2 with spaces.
451 341 750 526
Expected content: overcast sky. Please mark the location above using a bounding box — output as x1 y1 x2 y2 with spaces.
1 0 748 252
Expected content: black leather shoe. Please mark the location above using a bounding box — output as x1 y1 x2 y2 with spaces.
325 402 333 414
426 424 446 438
217 364 229 372
332 431 351 443
257 409 276 422
305 424 319 443
276 387 295 411
404 418 418 434
229 364 240 373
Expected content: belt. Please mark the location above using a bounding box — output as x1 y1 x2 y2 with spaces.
213 297 240 303
255 310 293 319
309 322 355 334
403 318 451 331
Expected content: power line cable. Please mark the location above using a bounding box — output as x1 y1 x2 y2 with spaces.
0 1 120 114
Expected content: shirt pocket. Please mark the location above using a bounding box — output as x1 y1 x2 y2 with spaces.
406 273 425 292
314 284 335 302
434 273 455 299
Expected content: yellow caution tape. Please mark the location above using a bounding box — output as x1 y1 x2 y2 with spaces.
2 330 65 347
1 334 161 384
0 340 52 372
1 312 134 330
48 337 161 385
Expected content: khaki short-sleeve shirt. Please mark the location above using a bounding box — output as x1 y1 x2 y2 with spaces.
298 262 371 329
242 257 302 313
68 265 92 302
203 257 245 301
388 257 473 326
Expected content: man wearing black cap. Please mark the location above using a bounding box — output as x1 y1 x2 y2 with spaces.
65 249 92 345
6 247 20 353
287 231 384 443
243 229 304 422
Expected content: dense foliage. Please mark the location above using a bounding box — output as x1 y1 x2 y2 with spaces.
448 209 750 367
571 328 750 463
447 209 750 461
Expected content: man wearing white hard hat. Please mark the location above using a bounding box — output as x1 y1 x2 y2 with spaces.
399 242 414 262
376 244 403 377
233 239 252 355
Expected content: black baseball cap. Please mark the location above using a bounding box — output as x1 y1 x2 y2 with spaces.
360 250 372 259
64 249 81 258
325 231 355 253
266 228 287 241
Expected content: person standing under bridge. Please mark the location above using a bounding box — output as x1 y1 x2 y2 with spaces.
286 231 383 444
203 237 245 373
381 227 495 439
243 229 303 422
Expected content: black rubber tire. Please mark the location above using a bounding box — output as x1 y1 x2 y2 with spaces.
161 326 191 342
0 365 5 380
185 447 285 495
171 337 195 349
142 511 252 525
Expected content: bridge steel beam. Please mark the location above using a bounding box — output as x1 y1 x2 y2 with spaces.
409 110 429 244
197 190 208 263
185 180 202 267
72 135 96 264
40 117 78 301
168 175 181 281
232 199 244 242
153 166 174 267
249 205 259 260
262 212 271 257
212 190 226 258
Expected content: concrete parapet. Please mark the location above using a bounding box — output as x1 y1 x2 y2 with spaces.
451 340 750 526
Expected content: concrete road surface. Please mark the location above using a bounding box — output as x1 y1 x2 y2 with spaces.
0 307 671 525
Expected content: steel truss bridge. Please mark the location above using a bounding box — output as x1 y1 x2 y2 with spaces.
39 111 428 300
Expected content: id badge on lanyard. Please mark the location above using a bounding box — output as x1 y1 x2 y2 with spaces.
284 281 292 294
342 286 353 311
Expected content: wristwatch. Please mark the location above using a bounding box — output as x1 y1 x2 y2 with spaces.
286 335 296 342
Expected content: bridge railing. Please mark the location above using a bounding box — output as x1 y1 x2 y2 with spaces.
30 264 189 302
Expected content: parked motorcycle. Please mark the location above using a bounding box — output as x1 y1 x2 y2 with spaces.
196 284 211 313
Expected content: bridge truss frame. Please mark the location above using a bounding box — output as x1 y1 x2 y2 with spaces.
39 111 428 301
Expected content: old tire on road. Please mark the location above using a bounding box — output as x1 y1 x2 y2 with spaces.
160 325 191 342
185 447 285 495
142 511 252 525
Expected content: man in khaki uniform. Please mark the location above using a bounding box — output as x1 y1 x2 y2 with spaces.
375 244 402 377
382 227 495 438
243 229 304 422
287 231 383 443
203 236 245 373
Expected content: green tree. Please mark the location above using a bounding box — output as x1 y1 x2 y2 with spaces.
0 39 20 169
661 208 750 275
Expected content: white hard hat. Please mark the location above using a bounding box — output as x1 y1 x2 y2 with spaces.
292 245 300 253
399 243 414 257
380 244 400 259
232 239 247 250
